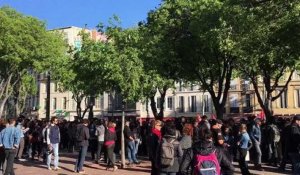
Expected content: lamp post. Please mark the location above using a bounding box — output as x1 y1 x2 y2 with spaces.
46 71 51 122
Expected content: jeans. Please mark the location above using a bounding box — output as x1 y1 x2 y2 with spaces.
106 145 115 167
253 141 262 165
16 137 25 159
96 141 104 161
47 143 59 168
238 148 250 175
127 141 138 163
75 145 88 172
4 149 17 175
135 139 140 155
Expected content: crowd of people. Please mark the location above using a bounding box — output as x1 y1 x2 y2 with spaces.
0 114 299 175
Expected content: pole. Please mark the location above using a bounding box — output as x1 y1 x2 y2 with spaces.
121 101 126 168
46 72 51 122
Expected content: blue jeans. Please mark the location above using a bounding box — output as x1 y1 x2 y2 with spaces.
127 141 137 163
75 145 88 172
135 139 140 155
47 143 59 168
253 140 262 165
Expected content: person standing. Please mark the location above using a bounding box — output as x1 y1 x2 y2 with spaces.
95 120 105 163
46 117 60 171
75 119 90 173
249 118 263 171
124 121 139 166
288 116 300 174
237 124 252 175
0 118 21 175
158 123 183 175
148 120 163 175
15 118 26 161
104 121 118 171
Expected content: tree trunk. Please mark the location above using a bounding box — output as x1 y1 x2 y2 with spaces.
150 95 158 119
0 96 9 118
157 87 167 121
88 105 94 120
76 101 82 119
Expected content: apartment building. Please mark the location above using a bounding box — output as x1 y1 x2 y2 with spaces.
25 26 300 120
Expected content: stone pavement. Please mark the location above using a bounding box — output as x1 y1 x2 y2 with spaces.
8 152 292 175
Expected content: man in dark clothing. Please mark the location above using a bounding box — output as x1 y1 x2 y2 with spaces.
288 116 300 174
74 119 90 173
124 121 138 166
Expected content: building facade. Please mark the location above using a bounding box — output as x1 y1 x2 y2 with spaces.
25 26 300 121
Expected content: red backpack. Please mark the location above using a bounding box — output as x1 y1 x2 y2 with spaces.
194 151 221 175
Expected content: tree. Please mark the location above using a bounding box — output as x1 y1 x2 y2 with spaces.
138 25 175 120
231 0 300 120
52 31 118 119
144 0 237 119
103 19 144 168
0 7 67 118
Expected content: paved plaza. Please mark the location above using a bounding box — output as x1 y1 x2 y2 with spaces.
7 152 292 175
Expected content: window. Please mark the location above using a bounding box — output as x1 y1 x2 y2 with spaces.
156 97 161 109
52 83 58 92
279 90 288 108
167 97 173 110
295 89 300 108
52 98 57 110
245 94 251 108
44 98 47 110
230 94 239 113
100 96 104 109
178 96 184 112
230 94 239 107
203 95 209 112
62 97 67 109
95 97 100 108
189 96 197 112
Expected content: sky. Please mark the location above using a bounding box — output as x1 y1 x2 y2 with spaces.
0 0 162 30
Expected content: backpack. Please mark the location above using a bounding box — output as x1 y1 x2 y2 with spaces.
160 138 175 166
269 125 280 143
76 126 85 142
194 151 221 175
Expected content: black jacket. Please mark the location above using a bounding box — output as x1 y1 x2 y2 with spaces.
179 140 234 175
77 124 90 147
124 126 134 143
290 123 300 153
158 137 183 173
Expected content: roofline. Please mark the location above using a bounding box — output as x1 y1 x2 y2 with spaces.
48 26 84 31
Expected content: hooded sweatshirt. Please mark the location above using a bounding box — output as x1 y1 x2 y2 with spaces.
180 140 234 175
